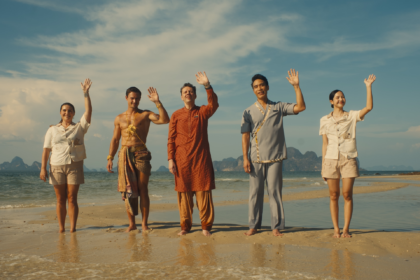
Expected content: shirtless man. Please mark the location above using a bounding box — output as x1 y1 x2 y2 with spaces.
106 86 169 232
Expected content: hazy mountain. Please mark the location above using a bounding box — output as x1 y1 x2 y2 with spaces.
365 165 414 171
0 157 41 172
156 165 169 172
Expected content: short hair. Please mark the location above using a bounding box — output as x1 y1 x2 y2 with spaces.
329 89 344 108
180 83 196 95
59 102 75 123
251 74 269 88
126 87 141 97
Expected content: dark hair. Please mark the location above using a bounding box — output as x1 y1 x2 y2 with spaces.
59 102 75 123
180 83 196 95
126 87 141 97
251 74 269 88
329 90 344 108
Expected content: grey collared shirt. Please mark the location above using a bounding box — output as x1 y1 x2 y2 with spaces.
241 100 296 163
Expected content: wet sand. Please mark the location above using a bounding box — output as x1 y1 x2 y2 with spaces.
1 176 420 279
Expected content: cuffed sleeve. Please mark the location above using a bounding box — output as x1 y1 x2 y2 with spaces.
43 128 53 148
167 114 177 160
281 102 297 116
80 114 90 133
351 110 364 122
201 87 219 119
241 110 251 133
319 117 328 135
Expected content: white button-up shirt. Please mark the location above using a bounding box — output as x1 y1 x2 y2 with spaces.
319 110 363 159
43 114 90 165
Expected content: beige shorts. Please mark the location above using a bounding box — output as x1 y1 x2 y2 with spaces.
322 153 359 179
49 160 85 185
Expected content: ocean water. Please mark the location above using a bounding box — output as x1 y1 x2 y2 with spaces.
0 170 402 209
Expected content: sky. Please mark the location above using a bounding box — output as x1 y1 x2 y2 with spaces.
0 0 419 170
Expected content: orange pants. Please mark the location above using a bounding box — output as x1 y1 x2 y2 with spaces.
177 191 214 231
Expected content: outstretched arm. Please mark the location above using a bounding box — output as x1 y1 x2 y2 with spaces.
147 87 170 124
359 74 376 119
196 71 219 118
286 69 306 114
80 78 93 123
107 117 121 173
242 132 251 174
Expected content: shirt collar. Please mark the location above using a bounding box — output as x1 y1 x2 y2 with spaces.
56 121 76 128
327 111 349 119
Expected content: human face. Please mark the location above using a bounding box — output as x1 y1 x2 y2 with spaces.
252 79 269 100
330 91 346 109
60 105 75 123
181 86 196 104
126 92 141 109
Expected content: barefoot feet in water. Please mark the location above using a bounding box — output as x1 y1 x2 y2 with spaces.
178 230 188 236
272 229 283 237
202 230 211 237
125 225 137 232
244 229 257 236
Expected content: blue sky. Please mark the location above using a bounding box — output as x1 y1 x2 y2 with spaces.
0 0 419 170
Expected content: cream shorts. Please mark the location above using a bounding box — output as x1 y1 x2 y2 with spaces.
49 160 85 185
322 153 359 179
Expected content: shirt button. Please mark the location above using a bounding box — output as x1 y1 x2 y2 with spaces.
338 144 340 146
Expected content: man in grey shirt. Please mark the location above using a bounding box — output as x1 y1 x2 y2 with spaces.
241 69 306 236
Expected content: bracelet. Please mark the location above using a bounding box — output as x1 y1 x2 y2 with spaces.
156 102 162 108
107 155 114 161
204 83 211 89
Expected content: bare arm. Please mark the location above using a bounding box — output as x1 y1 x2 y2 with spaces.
39 148 51 182
359 74 376 119
106 117 121 173
286 69 306 114
242 132 251 173
147 87 170 124
322 134 328 181
80 78 93 123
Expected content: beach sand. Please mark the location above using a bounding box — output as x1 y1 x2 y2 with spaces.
1 175 419 279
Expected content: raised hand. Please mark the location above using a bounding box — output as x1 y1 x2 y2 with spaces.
286 69 299 86
80 78 92 94
364 74 376 87
195 71 209 86
147 87 160 103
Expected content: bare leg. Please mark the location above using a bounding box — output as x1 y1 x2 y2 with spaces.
67 184 80 233
327 179 341 238
244 228 258 236
342 178 355 238
138 172 150 231
125 210 137 232
54 184 68 233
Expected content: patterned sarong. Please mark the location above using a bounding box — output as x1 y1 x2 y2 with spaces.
118 145 152 215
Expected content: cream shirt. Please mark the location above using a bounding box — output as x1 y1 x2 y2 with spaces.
319 110 364 159
43 114 90 165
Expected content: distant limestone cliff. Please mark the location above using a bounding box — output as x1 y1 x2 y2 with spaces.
213 147 323 172
156 165 169 172
0 157 41 171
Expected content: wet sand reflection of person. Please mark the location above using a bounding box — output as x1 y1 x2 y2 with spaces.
176 238 196 266
57 233 80 263
324 249 355 279
127 232 152 262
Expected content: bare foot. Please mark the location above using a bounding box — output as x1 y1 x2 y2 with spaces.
142 224 150 231
272 229 284 237
342 232 352 238
70 229 76 233
125 225 137 232
333 229 341 238
244 229 257 236
59 229 65 233
202 230 211 237
178 230 188 236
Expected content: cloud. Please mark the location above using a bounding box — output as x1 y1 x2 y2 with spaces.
93 134 102 138
412 143 420 149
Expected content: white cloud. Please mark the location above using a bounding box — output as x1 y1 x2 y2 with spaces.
93 134 102 138
412 143 420 149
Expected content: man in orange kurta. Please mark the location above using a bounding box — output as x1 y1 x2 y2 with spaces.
167 71 219 236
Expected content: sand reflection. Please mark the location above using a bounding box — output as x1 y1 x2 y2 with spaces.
175 238 216 266
57 233 80 263
324 249 355 279
127 232 152 262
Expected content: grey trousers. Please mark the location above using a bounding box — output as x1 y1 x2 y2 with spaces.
248 161 284 230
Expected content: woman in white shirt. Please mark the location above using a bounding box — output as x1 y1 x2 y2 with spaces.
319 74 376 238
40 79 93 233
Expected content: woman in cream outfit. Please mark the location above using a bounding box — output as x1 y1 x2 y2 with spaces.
319 75 376 238
40 79 92 233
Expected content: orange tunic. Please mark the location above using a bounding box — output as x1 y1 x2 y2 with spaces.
167 87 219 192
